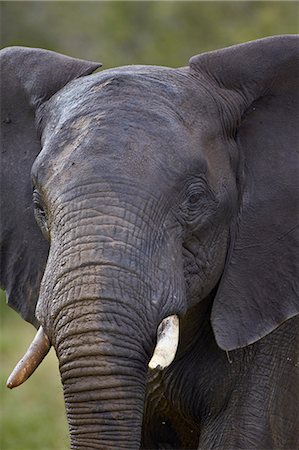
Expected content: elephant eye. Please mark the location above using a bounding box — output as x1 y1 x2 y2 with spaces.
188 192 202 205
33 189 50 241
178 178 214 227
186 182 205 208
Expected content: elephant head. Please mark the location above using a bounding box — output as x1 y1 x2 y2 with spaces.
1 36 298 449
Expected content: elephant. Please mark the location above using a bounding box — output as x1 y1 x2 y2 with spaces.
1 35 298 450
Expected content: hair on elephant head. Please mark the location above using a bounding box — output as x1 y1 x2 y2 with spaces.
1 36 298 450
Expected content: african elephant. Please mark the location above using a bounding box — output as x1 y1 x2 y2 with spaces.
1 35 298 450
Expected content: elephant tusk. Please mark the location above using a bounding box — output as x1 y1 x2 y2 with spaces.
6 326 51 389
148 315 179 370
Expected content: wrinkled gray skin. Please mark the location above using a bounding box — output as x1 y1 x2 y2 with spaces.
1 36 298 449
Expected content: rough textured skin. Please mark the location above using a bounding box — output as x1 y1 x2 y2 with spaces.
1 36 298 449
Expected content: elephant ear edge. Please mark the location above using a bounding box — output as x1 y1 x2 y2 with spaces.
190 35 299 350
0 47 101 327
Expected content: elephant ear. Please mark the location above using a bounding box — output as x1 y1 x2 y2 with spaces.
0 47 101 327
190 35 299 350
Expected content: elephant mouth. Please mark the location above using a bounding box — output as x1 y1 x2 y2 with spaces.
6 314 180 389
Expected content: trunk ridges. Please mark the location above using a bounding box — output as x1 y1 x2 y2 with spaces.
62 354 147 449
39 241 169 339
53 296 151 450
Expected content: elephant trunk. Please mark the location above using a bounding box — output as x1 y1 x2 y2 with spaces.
45 258 179 449
55 303 146 449
52 287 150 450
29 188 183 448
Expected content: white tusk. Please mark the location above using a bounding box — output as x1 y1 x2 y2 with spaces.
148 315 179 370
6 326 51 389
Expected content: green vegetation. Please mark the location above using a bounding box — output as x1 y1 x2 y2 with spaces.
1 2 298 67
1 2 297 449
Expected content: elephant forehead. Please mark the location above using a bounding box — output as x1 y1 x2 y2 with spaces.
41 65 212 134
36 69 211 186
36 113 204 192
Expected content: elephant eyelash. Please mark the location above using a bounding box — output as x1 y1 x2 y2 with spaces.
186 187 205 207
33 190 46 212
178 180 218 228
181 179 208 208
32 190 50 241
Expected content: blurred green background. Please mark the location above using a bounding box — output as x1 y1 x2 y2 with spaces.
1 1 298 66
1 1 298 449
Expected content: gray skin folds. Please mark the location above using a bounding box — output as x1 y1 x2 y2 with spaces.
1 36 299 449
